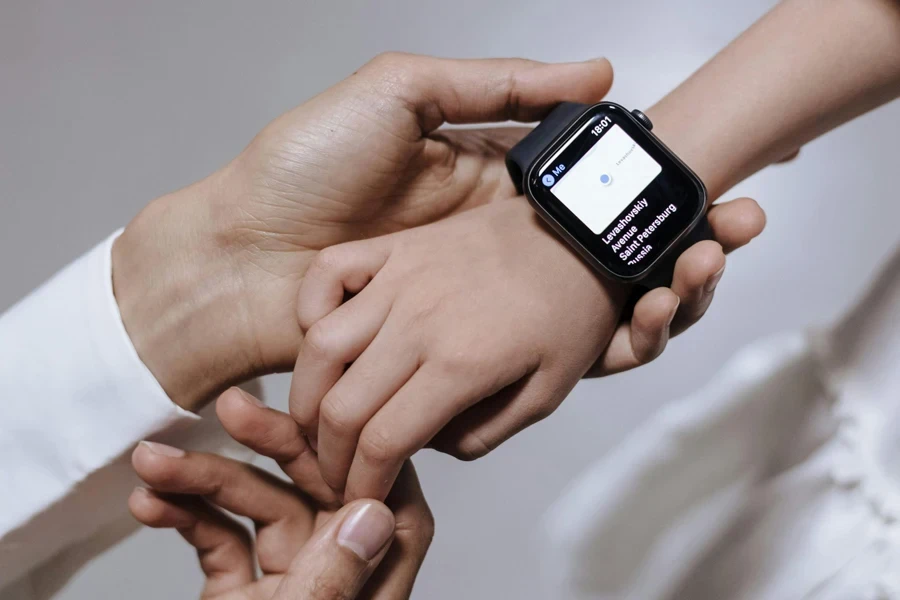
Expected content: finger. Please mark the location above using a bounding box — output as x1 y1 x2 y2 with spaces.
292 239 394 447
271 500 396 600
132 442 312 525
585 197 765 377
361 53 614 132
583 197 764 378
296 239 393 331
707 197 766 254
128 487 256 596
775 147 800 163
132 442 315 573
361 462 434 600
316 319 419 496
291 284 394 451
668 240 726 337
216 388 341 508
220 384 429 592
587 287 681 376
344 360 529 502
428 369 566 462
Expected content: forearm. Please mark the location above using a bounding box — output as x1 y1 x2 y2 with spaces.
0 234 199 585
648 0 900 200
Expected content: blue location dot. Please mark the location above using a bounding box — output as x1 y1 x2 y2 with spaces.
600 173 612 186
542 174 556 187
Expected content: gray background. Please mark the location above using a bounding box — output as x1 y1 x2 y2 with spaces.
2 1 899 598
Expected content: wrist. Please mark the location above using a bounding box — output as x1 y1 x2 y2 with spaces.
644 103 745 202
112 176 264 411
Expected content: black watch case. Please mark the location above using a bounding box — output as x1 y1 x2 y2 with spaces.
524 102 707 283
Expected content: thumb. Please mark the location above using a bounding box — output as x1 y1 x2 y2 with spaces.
271 500 396 600
359 53 614 133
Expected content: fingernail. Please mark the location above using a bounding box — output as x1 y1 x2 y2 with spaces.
704 265 726 294
140 441 185 458
666 298 681 327
337 502 395 561
235 387 266 408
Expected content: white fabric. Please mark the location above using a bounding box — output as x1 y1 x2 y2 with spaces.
0 233 247 599
541 247 900 599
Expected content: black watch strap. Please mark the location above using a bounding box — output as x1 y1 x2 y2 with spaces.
506 101 713 289
506 102 588 194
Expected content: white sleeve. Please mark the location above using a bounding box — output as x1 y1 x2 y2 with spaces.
0 231 199 587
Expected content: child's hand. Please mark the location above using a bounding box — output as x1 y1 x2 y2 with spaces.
289 196 763 502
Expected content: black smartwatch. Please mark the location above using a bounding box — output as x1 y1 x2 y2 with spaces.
506 102 710 288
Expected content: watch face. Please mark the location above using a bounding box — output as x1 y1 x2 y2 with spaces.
527 103 706 280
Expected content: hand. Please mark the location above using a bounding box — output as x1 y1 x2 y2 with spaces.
112 53 618 410
112 52 761 412
290 194 764 502
130 388 433 599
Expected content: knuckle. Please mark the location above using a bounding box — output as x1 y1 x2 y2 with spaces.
434 352 470 379
231 416 276 448
309 246 345 278
431 342 487 380
400 507 436 554
686 295 714 324
254 424 303 462
633 336 665 366
308 574 353 600
303 321 341 362
319 390 362 436
395 290 445 335
367 51 406 70
232 526 255 552
358 426 402 466
531 400 558 423
420 509 436 549
498 69 523 118
362 52 416 93
447 432 494 462
288 399 313 429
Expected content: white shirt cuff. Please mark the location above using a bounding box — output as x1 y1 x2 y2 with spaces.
0 230 198 536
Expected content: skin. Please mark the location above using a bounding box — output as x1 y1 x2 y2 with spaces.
113 54 759 416
290 196 759 501
122 0 900 594
112 52 763 598
288 0 900 503
130 387 433 600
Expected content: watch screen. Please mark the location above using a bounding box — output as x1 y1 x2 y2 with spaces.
529 103 705 280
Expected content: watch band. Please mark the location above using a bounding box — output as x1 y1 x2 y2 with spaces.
506 102 588 194
506 101 712 289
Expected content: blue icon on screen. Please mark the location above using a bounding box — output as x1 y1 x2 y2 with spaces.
542 174 556 187
600 173 612 186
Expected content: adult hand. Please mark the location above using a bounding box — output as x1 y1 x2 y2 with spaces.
111 53 760 412
130 388 433 599
113 53 615 410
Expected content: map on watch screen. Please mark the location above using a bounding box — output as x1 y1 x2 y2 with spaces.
549 124 662 235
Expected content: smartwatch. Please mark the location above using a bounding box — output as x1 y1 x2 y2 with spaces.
506 102 710 288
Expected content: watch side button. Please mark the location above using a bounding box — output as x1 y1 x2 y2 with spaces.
631 109 653 131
